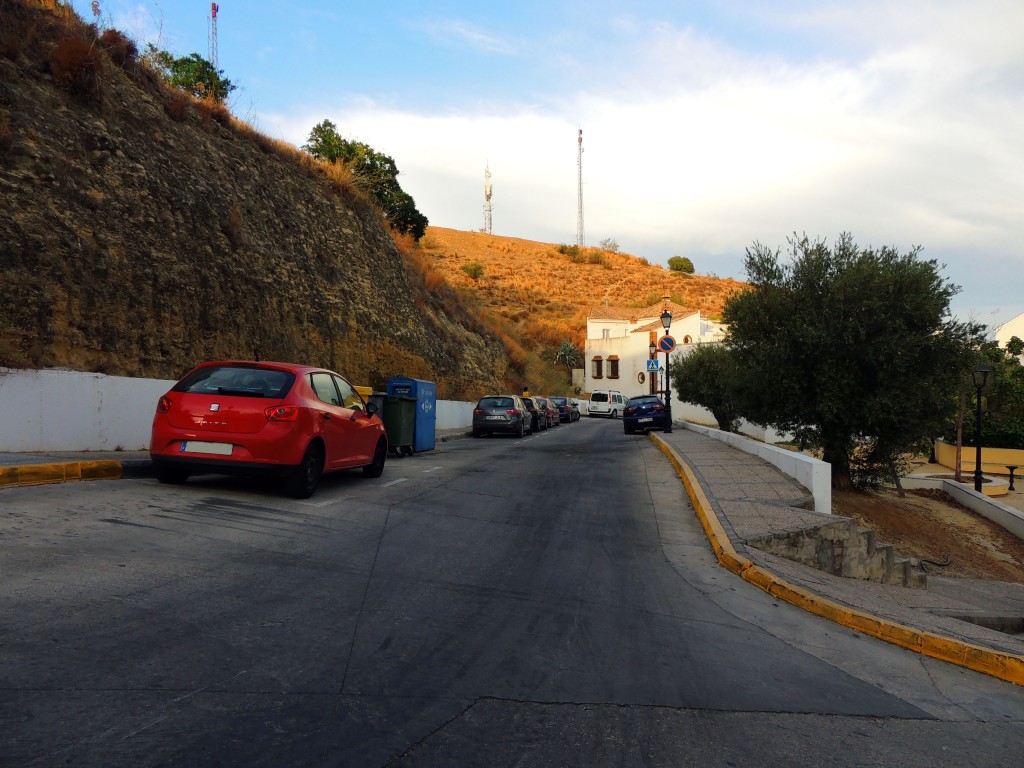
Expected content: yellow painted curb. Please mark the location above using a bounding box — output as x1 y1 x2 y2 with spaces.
649 432 1024 687
0 461 124 489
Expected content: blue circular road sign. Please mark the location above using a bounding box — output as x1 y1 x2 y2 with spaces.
658 335 677 353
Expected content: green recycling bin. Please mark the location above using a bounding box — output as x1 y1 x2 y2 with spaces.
382 395 416 457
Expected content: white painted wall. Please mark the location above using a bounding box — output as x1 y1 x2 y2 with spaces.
0 368 477 452
0 368 175 451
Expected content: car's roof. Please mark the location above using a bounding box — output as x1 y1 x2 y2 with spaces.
196 360 331 375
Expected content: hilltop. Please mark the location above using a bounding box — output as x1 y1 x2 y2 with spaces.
420 227 746 344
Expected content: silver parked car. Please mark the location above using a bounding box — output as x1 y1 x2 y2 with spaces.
472 394 530 438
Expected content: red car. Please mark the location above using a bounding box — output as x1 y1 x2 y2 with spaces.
150 361 388 498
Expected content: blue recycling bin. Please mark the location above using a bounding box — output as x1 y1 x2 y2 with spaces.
386 377 437 453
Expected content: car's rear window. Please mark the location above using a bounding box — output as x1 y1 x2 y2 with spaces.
629 396 661 406
174 366 295 398
590 393 609 403
479 397 514 409
550 398 567 406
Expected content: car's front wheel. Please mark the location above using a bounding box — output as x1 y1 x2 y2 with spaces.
363 437 387 478
287 443 324 499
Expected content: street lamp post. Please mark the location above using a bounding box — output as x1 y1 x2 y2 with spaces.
973 364 991 493
661 309 673 433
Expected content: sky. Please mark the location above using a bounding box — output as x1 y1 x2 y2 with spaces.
76 0 1023 331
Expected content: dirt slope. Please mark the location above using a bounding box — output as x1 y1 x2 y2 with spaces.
834 490 1024 583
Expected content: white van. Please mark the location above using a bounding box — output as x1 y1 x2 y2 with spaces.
588 390 629 418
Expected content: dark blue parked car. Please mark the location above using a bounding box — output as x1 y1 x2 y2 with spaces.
623 395 668 434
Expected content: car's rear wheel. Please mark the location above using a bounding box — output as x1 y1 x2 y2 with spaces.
610 409 618 419
363 437 387 478
155 465 190 485
287 443 324 499
517 421 525 438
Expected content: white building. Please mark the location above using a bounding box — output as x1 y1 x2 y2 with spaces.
582 297 725 399
995 310 1024 358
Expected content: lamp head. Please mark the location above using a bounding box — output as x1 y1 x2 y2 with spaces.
660 309 672 330
973 364 991 389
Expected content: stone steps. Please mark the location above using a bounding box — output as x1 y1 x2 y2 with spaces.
747 517 926 589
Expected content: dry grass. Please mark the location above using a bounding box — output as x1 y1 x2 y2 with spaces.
49 37 104 102
420 227 748 351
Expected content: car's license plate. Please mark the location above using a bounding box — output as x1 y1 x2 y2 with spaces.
181 440 233 455
486 415 506 420
638 417 653 423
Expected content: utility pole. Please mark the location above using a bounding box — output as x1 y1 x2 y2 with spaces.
576 128 585 248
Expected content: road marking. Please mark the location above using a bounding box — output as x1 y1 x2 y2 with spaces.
383 478 408 488
421 466 443 474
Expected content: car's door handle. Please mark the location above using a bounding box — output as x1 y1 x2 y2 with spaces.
323 413 331 421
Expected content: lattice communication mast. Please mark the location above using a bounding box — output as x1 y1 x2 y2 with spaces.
208 3 219 71
576 128 585 247
483 164 493 235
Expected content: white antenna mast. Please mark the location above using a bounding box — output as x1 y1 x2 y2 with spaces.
483 164 493 235
576 128 585 247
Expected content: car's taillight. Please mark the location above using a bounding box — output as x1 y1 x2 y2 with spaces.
654 404 665 411
624 407 636 415
473 408 482 415
157 396 172 413
506 408 521 415
266 405 299 422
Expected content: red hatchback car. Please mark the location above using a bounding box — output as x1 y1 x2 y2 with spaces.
150 361 388 498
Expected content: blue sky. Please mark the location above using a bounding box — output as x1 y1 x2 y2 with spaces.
78 0 1024 331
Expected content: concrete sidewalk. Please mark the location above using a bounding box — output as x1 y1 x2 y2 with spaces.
652 428 1024 686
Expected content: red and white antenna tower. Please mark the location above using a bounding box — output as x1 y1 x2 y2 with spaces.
576 128 585 247
208 3 219 71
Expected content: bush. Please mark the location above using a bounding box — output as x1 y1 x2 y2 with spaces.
164 93 190 121
461 262 484 280
599 238 619 253
98 28 136 68
50 37 104 102
668 255 695 273
588 252 605 265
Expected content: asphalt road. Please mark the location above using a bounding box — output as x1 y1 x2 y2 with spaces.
2 418 1023 766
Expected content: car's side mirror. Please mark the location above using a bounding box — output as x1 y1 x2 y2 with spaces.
365 401 379 417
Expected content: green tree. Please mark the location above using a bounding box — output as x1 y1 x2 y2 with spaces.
670 343 741 432
949 339 1024 450
553 339 582 374
668 256 695 273
145 45 235 101
303 120 429 239
724 232 979 490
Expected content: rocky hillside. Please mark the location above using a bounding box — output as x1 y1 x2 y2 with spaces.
0 0 504 398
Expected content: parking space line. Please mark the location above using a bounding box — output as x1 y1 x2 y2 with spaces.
383 478 408 488
421 467 443 474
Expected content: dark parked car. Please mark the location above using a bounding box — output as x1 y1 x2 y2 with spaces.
521 396 544 432
539 397 560 427
623 395 668 434
472 395 530 438
150 360 388 499
549 396 580 423
533 397 556 428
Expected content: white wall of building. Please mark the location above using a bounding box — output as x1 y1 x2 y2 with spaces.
0 368 477 452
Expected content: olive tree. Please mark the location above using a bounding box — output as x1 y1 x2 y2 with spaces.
724 232 979 490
